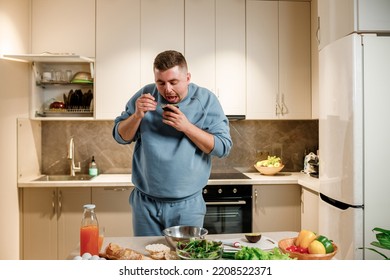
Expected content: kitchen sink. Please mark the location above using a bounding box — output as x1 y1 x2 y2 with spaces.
34 174 94 181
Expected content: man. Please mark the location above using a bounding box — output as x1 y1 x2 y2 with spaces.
113 50 232 236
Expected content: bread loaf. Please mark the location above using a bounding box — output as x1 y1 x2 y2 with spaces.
145 243 171 260
103 242 152 260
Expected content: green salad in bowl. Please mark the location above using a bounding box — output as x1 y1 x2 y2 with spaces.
176 239 223 260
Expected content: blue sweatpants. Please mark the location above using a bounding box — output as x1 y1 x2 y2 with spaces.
129 188 206 236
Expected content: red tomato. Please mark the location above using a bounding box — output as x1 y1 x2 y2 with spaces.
286 245 298 252
298 247 309 254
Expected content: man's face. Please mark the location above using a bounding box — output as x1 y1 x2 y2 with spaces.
154 65 191 104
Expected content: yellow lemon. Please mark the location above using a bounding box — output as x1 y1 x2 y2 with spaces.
308 240 326 254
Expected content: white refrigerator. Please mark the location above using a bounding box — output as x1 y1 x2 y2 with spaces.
319 33 390 260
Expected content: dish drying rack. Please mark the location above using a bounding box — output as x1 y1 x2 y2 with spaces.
36 107 93 117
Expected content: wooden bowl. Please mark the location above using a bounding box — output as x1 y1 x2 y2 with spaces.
278 238 338 260
254 164 284 175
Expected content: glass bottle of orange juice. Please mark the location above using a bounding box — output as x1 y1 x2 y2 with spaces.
80 204 99 256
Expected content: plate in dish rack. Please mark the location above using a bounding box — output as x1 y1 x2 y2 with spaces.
219 236 277 251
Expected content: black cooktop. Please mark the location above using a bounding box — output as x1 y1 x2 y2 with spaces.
209 172 250 180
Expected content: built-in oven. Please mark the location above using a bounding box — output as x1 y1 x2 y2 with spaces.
202 183 252 234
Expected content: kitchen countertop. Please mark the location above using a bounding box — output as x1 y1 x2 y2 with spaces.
18 172 319 193
67 231 299 260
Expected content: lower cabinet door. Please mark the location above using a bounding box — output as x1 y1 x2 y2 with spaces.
57 187 92 260
252 184 301 232
301 187 319 233
22 187 91 260
22 188 58 260
92 187 134 237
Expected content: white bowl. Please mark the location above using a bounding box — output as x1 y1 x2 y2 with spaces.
254 164 284 175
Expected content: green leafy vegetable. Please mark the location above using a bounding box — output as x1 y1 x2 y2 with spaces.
177 239 223 260
233 246 293 260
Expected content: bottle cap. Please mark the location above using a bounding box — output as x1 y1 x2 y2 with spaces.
83 204 96 210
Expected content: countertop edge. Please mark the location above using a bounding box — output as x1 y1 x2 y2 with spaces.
18 172 319 193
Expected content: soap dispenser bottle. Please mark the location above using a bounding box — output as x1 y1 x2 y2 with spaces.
89 156 98 176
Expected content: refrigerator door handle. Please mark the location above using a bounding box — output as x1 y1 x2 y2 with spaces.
320 193 364 210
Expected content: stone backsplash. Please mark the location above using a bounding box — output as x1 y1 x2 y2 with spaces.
41 120 318 175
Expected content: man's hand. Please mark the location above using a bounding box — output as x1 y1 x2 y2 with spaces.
135 93 157 118
162 104 214 154
162 104 189 131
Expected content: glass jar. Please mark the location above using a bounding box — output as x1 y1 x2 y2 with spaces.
80 204 99 256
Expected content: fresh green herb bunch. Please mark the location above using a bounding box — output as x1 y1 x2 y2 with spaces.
360 227 390 259
176 239 223 260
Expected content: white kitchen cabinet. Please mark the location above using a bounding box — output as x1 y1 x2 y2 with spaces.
140 0 184 85
95 0 183 119
4 54 95 120
91 187 134 237
22 187 91 260
95 0 141 120
252 185 301 232
246 1 311 119
311 0 320 120
301 187 319 233
184 0 215 94
185 0 246 116
31 0 95 57
317 0 390 50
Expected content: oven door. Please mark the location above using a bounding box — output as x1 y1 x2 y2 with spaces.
203 198 252 234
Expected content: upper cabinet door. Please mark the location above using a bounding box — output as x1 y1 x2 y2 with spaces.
215 0 246 116
246 1 311 120
246 0 278 119
185 0 215 93
95 0 141 120
31 0 95 57
317 0 390 50
317 0 355 50
185 0 246 116
358 0 390 32
279 1 311 119
140 0 184 85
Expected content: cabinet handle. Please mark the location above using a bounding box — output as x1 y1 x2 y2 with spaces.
275 93 281 116
301 189 304 214
316 17 321 45
206 200 247 206
58 190 62 216
281 93 288 116
52 190 56 216
254 189 258 208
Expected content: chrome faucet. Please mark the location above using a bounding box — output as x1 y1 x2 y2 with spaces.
67 137 81 176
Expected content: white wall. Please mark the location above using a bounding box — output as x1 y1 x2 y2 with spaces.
0 0 30 259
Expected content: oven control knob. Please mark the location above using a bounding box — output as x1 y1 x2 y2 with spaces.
203 189 208 194
218 188 222 194
233 188 237 194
